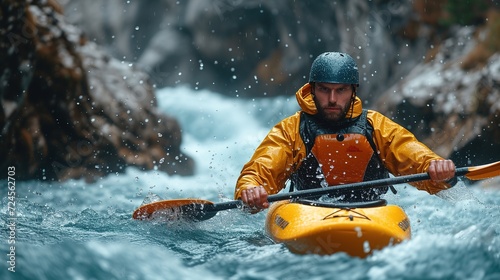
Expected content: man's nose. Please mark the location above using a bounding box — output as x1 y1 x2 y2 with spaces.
328 91 338 103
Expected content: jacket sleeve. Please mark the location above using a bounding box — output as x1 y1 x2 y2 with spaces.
234 113 304 199
368 111 452 194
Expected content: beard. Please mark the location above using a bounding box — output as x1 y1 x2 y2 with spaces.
315 99 352 122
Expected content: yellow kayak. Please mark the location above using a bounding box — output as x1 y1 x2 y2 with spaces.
265 199 411 257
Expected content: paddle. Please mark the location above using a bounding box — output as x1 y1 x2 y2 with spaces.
132 161 500 221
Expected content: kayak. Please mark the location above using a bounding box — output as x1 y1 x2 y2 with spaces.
265 199 411 257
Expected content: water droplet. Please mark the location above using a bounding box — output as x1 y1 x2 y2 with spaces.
363 241 371 253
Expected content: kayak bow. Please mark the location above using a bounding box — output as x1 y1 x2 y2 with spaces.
265 200 411 257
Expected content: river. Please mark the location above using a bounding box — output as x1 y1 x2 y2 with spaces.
2 86 500 279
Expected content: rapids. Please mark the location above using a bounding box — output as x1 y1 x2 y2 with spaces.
1 86 499 280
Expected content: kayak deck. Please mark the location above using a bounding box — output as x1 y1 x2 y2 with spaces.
265 200 411 257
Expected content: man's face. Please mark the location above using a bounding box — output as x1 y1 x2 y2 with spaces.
312 82 354 122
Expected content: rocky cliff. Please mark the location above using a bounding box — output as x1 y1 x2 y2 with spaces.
376 21 500 167
0 0 194 182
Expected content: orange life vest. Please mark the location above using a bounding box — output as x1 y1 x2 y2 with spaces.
291 110 390 201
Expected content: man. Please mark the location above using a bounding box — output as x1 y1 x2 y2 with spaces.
234 52 456 211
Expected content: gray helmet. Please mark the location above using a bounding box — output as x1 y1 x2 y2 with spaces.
308 52 359 85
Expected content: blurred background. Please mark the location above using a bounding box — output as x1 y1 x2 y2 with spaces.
1 0 500 180
59 0 498 99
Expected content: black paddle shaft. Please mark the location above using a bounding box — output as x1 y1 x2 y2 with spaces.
206 167 468 213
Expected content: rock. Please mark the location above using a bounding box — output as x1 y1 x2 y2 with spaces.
0 0 194 182
376 26 500 167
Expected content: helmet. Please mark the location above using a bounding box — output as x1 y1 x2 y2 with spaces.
308 52 359 85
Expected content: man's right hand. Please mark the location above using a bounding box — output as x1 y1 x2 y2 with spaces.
241 186 269 213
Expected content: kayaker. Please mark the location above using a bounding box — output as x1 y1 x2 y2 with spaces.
234 51 456 211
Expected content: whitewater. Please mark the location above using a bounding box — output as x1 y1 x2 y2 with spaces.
1 86 500 280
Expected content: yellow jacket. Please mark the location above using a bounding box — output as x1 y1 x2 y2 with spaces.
235 83 450 199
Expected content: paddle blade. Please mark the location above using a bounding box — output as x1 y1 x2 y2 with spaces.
132 199 217 221
464 161 500 180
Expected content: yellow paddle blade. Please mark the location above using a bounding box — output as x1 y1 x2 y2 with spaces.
132 199 214 220
465 161 500 180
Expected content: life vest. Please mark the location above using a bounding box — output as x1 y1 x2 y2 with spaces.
290 109 390 201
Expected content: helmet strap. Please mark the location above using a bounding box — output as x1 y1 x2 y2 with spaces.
348 85 357 118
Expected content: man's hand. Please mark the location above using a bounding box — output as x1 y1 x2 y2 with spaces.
428 159 456 183
241 186 269 213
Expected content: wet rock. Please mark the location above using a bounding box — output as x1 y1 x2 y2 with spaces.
376 26 500 167
0 0 194 182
